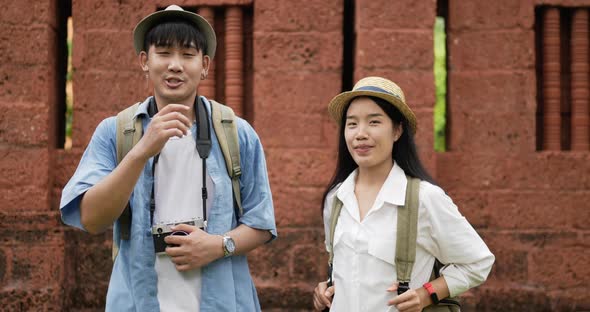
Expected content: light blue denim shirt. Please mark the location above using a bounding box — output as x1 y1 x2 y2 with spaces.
60 96 277 312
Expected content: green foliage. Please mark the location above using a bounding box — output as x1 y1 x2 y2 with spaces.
434 17 446 152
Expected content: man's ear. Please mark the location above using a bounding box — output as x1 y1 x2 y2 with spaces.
139 51 149 72
202 54 211 74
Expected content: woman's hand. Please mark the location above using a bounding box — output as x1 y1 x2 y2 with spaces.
387 282 427 312
313 281 335 311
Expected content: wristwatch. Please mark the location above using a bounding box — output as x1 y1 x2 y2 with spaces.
423 282 439 305
222 235 236 257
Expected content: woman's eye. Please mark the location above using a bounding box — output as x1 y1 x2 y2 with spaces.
370 120 380 125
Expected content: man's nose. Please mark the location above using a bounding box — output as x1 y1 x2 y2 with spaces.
168 55 183 72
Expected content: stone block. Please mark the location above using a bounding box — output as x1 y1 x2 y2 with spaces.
0 65 49 104
0 101 50 146
254 32 342 72
449 0 533 31
265 147 336 188
357 30 433 71
273 185 325 227
357 0 436 30
253 70 342 115
449 30 535 70
449 70 536 114
255 0 342 32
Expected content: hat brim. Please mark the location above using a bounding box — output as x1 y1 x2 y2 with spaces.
133 10 217 59
327 90 417 134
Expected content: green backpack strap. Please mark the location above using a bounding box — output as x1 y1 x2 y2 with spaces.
395 176 420 292
209 99 243 217
113 102 142 260
328 197 344 266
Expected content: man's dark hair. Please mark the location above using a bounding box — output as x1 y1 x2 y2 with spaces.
144 19 208 54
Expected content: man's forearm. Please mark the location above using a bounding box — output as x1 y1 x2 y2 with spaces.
80 149 149 234
226 224 272 256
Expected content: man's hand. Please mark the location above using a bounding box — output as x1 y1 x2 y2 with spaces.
387 282 427 312
133 104 192 160
313 281 334 311
164 223 224 271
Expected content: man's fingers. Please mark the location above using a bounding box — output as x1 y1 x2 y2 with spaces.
157 111 192 128
164 234 189 246
172 223 200 233
158 103 190 115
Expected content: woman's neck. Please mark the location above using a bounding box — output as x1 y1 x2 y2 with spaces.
356 160 394 188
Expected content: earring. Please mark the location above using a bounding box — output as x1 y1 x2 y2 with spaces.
144 71 149 90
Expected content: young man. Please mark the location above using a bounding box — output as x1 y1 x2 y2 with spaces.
60 5 277 311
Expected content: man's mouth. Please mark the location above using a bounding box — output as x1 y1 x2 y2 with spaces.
165 77 184 88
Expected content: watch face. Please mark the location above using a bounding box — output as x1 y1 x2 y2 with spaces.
227 238 235 252
225 236 236 253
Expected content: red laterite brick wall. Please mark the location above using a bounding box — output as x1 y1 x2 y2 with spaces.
0 0 588 311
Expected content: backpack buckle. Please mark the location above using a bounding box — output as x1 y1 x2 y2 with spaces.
397 281 410 295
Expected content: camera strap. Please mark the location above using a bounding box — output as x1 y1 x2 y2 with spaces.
148 97 211 229
195 97 211 227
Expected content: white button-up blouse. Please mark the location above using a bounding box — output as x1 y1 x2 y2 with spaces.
323 163 495 312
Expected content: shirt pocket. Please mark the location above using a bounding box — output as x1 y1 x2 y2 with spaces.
368 238 396 266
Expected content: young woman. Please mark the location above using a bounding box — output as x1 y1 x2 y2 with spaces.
312 77 494 312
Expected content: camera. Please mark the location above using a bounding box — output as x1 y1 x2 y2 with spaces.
151 217 205 254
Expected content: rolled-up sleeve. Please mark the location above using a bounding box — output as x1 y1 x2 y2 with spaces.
235 119 277 240
60 117 117 231
419 183 495 297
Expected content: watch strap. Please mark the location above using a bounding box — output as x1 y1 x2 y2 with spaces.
423 282 440 305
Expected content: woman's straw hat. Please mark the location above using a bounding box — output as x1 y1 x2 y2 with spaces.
133 4 217 59
327 77 417 134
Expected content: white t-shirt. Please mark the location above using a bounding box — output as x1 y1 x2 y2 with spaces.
153 131 214 312
323 163 494 312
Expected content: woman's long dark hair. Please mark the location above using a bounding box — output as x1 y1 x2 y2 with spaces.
321 96 436 211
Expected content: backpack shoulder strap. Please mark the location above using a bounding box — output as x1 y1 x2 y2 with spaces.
395 176 421 290
116 102 142 164
209 99 243 216
328 197 344 265
113 102 142 260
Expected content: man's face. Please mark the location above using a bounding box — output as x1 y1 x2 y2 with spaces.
140 43 209 105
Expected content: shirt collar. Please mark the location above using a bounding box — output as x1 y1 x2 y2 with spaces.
336 169 358 202
377 162 408 206
133 96 152 119
335 162 408 206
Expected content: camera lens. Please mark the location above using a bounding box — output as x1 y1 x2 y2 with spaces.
157 227 163 234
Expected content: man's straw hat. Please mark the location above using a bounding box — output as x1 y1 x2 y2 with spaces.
132 4 217 59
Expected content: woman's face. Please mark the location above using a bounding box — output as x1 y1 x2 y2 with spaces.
344 97 402 171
